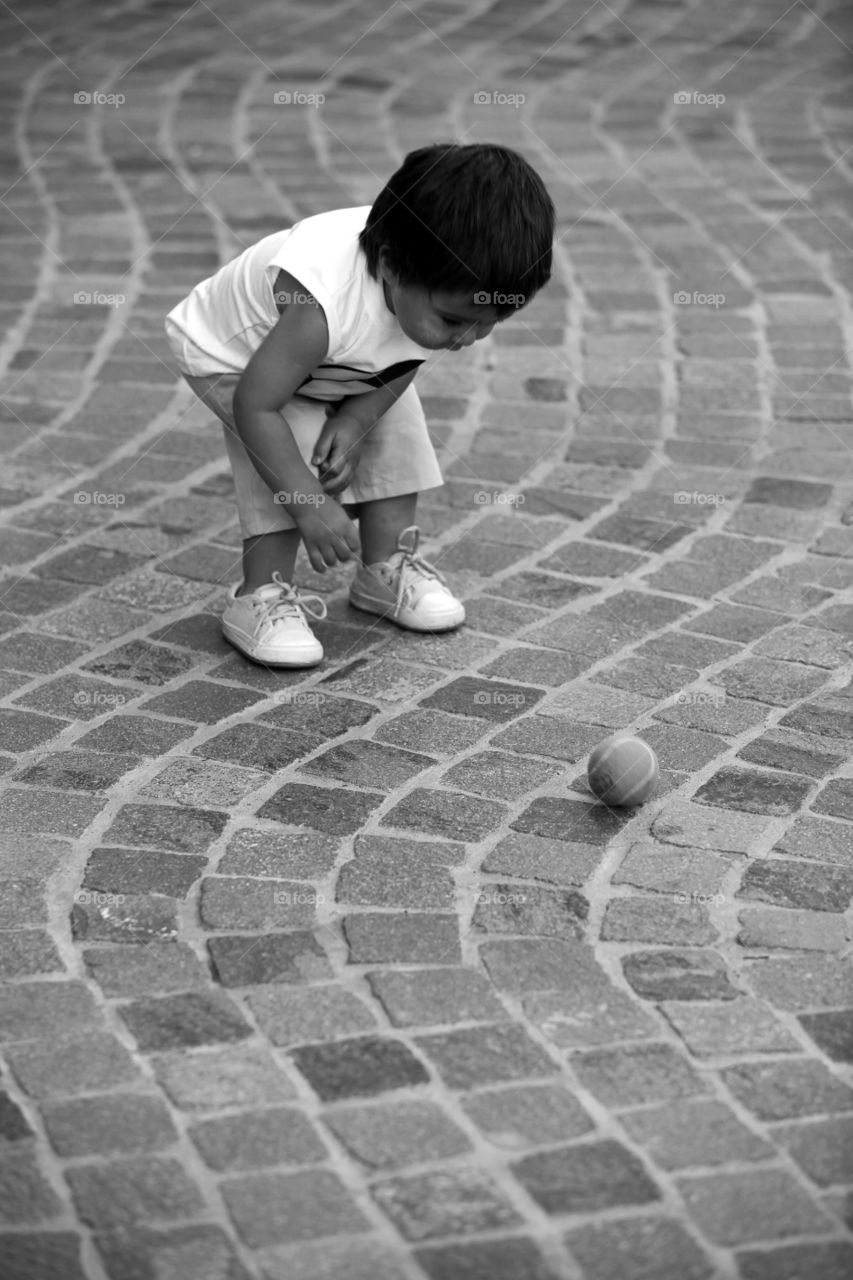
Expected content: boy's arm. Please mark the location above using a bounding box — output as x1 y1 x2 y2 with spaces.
311 366 420 495
232 270 361 572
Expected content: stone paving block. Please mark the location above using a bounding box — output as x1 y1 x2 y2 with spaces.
563 1216 714 1280
525 979 659 1048
491 714 605 762
480 831 603 887
373 708 489 755
118 989 252 1050
737 727 846 777
40 1093 178 1157
545 681 658 727
661 998 800 1056
0 929 64 978
779 697 853 740
6 1031 141 1098
0 1090 32 1140
370 1167 521 1240
472 880 588 939
683 604 781 643
652 800 773 853
257 1236 410 1280
66 1156 205 1230
257 782 384 834
337 838 456 909
257 692 379 742
735 1240 853 1280
675 1168 833 1244
83 640 196 686
322 1098 472 1169
0 980 100 1042
813 777 853 821
511 1141 661 1215
188 1106 327 1171
512 795 631 844
318 657 443 704
600 896 718 946
693 765 814 816
139 679 264 722
440 750 561 800
74 713 195 756
207 931 333 988
152 1045 296 1111
248 984 378 1045
0 1146 63 1223
191 722 315 772
419 675 544 722
71 893 178 945
771 1115 853 1186
93 1224 251 1280
0 631 89 673
83 848 206 898
0 787 106 836
14 749 141 792
0 707 70 751
200 876 322 930
414 1238 564 1280
737 858 853 912
755 622 853 668
1 1231 88 1280
464 594 549 635
715 656 830 705
83 940 210 996
613 840 733 898
102 803 227 852
343 913 461 965
300 738 435 790
13 674 140 723
366 967 507 1028
217 828 342 879
289 1036 429 1101
721 1058 853 1121
745 953 853 1011
380 787 507 841
622 949 739 1002
460 1082 594 1149
798 1010 853 1062
621 1098 774 1169
137 756 267 809
737 906 849 952
414 1023 557 1089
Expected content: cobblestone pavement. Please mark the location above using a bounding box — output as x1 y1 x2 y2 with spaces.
1 0 852 1276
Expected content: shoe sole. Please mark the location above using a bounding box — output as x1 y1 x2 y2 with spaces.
349 591 465 633
222 622 323 667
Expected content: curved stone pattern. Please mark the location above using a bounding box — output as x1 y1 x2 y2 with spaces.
0 1 852 1277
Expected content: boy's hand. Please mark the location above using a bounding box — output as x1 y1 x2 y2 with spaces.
292 492 361 573
311 409 369 497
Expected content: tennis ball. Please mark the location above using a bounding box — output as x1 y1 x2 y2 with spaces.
587 733 659 807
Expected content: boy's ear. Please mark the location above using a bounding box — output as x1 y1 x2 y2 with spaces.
377 247 398 285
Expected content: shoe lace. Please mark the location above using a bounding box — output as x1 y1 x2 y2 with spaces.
261 572 328 629
386 526 447 615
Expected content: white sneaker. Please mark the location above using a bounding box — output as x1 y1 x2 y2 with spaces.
349 526 465 632
222 573 327 666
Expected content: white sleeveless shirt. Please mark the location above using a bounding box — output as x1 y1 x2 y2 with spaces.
165 206 431 401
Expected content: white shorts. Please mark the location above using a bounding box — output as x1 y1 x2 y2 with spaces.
180 372 444 538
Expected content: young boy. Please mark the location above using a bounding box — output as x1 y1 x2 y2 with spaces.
164 142 555 667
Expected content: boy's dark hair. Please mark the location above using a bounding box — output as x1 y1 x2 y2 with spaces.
359 143 554 315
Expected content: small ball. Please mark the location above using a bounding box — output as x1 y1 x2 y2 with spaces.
587 733 659 807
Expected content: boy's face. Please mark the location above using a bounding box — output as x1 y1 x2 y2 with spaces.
380 260 503 350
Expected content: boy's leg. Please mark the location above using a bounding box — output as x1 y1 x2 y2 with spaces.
350 492 417 564
239 530 301 595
